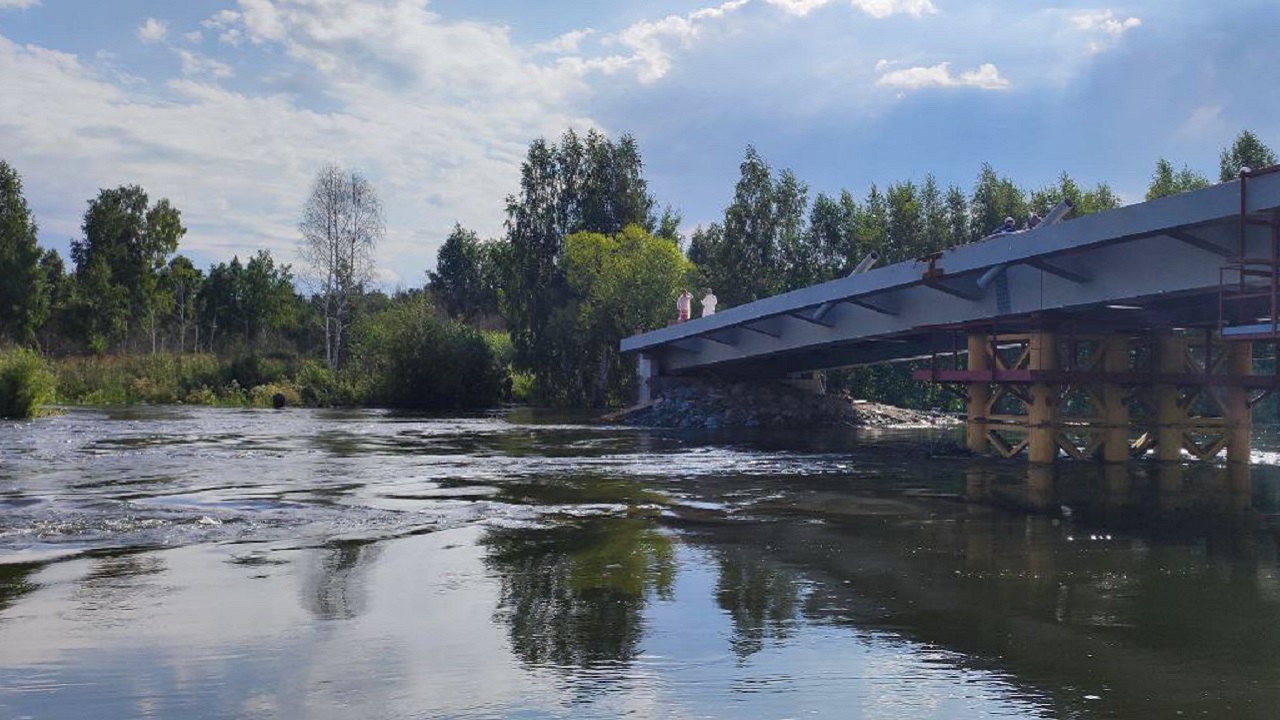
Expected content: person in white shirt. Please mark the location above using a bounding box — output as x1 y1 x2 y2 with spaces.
701 288 718 316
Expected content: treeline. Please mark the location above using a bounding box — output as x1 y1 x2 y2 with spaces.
0 161 508 414
1 130 1276 416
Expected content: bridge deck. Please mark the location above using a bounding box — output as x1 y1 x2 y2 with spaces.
622 169 1280 378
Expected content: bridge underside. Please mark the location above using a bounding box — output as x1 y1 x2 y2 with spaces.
623 169 1280 466
624 167 1280 383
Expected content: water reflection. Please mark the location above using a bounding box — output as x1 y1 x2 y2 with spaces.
300 539 382 621
964 460 1267 540
4 408 1280 719
0 563 37 616
482 518 675 670
714 547 801 658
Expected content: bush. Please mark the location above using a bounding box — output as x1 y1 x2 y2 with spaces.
0 348 56 418
350 299 507 408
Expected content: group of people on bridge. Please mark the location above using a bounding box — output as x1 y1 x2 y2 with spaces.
676 288 717 322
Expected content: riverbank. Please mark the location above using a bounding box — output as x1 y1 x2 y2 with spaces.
605 377 960 429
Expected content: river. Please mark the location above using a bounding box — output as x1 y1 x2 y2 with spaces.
1 406 1278 719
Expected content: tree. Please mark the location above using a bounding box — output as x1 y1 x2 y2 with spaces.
0 161 46 345
807 190 859 279
299 163 384 370
884 180 923 263
1147 158 1210 200
969 163 1027 239
36 249 70 352
562 225 692 406
944 184 971 246
503 129 655 401
70 185 185 352
161 255 203 353
721 146 784 304
201 250 296 352
242 249 296 348
201 256 245 352
428 224 491 320
920 174 949 254
1219 129 1277 181
1030 172 1120 217
774 169 816 291
687 222 728 299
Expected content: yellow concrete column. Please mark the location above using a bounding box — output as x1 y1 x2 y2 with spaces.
1027 331 1058 464
1225 341 1253 466
966 334 991 454
1154 332 1185 463
1101 335 1131 463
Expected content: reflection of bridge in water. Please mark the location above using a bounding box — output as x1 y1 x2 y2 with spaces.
624 167 1280 473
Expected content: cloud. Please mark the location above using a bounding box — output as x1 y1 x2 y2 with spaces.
1070 9 1141 36
1069 9 1141 54
0 1 596 286
201 9 245 45
178 50 233 79
536 29 595 55
849 0 937 19
580 0 749 83
0 0 39 8
766 0 831 16
876 61 1009 91
137 18 168 44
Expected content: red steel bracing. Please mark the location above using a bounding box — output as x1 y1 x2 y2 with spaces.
1221 165 1280 337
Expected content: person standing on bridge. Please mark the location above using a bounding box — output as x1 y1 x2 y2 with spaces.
677 288 693 322
701 288 718 317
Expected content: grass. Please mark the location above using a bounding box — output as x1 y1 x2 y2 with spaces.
0 348 57 418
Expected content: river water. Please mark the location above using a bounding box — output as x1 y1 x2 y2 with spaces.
1 406 1278 719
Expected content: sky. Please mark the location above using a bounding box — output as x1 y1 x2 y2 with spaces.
2 0 1279 290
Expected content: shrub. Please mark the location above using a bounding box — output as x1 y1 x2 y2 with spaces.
0 348 56 418
350 298 507 408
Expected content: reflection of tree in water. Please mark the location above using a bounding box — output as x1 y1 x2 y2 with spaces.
482 518 675 669
0 563 38 615
300 539 382 621
714 547 800 659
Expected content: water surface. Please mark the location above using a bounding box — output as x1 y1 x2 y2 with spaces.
1 406 1278 719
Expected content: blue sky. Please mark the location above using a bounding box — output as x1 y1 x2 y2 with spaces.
2 0 1278 289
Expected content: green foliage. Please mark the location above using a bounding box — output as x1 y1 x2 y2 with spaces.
504 129 657 400
50 353 340 407
428 224 502 320
1220 129 1277 181
349 297 506 408
70 185 185 353
0 348 56 418
970 163 1027 238
1030 172 1120 217
556 225 693 405
0 162 46 345
1146 158 1211 200
200 250 296 352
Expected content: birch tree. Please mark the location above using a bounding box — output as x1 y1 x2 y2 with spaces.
299 163 383 370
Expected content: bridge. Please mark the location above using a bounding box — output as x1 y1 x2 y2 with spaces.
622 167 1280 469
